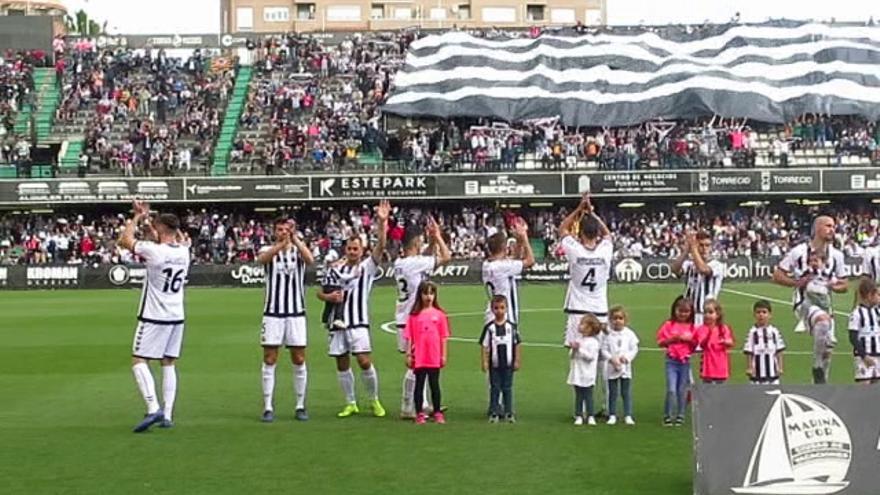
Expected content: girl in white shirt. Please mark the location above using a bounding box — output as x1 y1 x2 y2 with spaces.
602 306 640 425
567 313 603 426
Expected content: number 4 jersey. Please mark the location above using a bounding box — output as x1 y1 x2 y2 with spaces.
134 241 191 324
562 235 613 316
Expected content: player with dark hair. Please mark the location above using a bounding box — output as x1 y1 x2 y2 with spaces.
256 216 315 422
671 230 725 326
118 200 191 433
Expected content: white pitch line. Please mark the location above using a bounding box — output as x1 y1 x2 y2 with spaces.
720 287 850 317
377 287 853 356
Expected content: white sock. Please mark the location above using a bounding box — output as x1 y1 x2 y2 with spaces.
293 363 307 410
402 369 416 411
262 363 276 412
132 362 160 414
361 365 379 401
338 369 356 403
162 365 177 422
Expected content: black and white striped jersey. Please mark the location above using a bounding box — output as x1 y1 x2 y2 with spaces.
682 258 725 314
777 243 846 310
743 325 786 381
263 247 306 318
849 304 880 356
479 321 521 369
339 257 379 330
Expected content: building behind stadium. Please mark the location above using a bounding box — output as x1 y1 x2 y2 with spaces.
219 0 606 33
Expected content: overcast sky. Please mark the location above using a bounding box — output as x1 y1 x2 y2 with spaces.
61 0 219 34
59 0 878 33
607 0 878 25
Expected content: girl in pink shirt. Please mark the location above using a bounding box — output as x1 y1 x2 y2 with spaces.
404 282 450 425
656 296 697 427
696 300 735 384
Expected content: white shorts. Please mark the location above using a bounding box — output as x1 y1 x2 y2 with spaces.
328 327 372 356
796 304 829 331
564 313 608 346
261 316 307 347
133 321 184 360
396 324 407 354
854 356 880 381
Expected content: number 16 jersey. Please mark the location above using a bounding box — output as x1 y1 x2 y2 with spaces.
562 236 613 316
134 241 191 324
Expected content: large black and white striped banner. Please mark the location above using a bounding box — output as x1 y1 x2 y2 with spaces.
384 23 880 126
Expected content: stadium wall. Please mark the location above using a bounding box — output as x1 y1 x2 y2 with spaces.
0 256 869 290
0 168 876 205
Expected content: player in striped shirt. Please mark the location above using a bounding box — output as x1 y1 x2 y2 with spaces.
395 216 451 418
118 200 191 433
849 278 880 384
318 200 390 418
482 217 535 326
743 300 786 384
773 216 847 384
257 217 315 422
671 230 725 326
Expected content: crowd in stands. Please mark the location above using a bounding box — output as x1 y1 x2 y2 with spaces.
3 203 878 266
0 50 40 166
56 44 234 175
231 31 411 173
3 27 872 176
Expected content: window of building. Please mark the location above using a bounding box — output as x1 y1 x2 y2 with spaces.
456 4 470 20
429 8 447 20
263 7 290 22
326 5 362 21
585 8 602 25
296 4 316 20
236 7 254 31
482 7 516 23
526 5 545 22
393 7 414 20
550 8 574 23
371 4 385 19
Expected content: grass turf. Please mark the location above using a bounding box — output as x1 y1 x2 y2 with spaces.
0 282 854 494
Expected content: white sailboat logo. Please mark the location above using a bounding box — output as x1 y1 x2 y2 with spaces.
732 391 851 495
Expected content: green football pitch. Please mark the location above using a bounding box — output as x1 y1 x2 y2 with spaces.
0 282 857 494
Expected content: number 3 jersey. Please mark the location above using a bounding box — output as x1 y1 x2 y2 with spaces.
562 235 613 316
393 255 436 327
134 241 191 324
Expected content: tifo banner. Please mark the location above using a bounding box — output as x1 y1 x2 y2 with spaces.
693 385 880 495
384 23 880 126
1 169 880 204
0 256 871 290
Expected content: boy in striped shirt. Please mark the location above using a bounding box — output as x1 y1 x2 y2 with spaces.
480 295 522 423
744 300 786 384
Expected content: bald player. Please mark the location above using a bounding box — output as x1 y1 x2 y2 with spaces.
773 215 848 384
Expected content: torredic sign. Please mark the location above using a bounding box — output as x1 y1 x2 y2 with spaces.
693 385 880 495
0 168 879 204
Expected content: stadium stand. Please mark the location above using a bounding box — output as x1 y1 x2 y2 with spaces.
53 46 234 176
